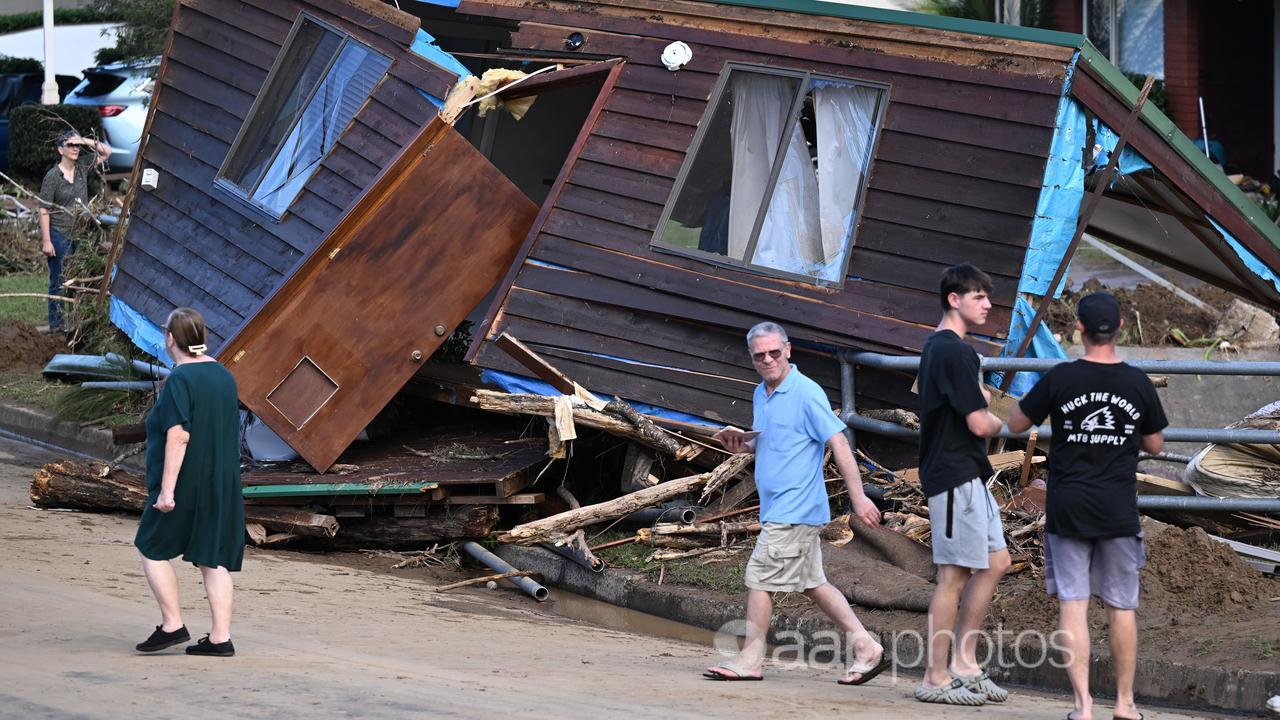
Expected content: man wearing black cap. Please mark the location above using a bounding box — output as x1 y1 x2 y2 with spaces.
1009 291 1168 720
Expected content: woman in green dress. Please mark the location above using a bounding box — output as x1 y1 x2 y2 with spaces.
133 307 244 657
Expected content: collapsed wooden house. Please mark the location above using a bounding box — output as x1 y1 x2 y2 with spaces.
105 0 1280 470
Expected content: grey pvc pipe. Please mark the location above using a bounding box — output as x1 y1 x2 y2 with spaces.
842 413 1280 445
106 352 169 379
540 542 606 573
1137 496 1280 512
617 506 698 529
841 351 1280 377
80 381 159 392
461 541 549 602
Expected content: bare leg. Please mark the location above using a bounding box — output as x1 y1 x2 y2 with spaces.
925 565 970 687
707 589 771 678
198 565 233 644
140 552 183 631
804 583 883 681
1059 599 1093 720
952 549 1012 676
1107 606 1140 719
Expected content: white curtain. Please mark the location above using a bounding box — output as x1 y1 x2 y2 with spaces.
727 73 795 260
813 82 879 272
751 121 822 272
253 43 387 215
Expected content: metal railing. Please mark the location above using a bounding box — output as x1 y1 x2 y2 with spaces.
838 350 1280 513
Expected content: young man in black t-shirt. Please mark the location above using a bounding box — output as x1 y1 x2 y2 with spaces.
1010 291 1167 720
915 264 1011 707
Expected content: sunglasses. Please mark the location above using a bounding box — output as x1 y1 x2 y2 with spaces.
751 348 784 363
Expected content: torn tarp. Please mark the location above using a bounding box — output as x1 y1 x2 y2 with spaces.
109 295 168 366
987 296 1071 397
409 28 472 107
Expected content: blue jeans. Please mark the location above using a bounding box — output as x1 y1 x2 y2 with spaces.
46 228 71 331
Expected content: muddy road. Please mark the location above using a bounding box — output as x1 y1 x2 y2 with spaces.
0 437 1224 719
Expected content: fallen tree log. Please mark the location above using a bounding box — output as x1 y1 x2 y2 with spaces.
31 460 340 538
499 453 754 545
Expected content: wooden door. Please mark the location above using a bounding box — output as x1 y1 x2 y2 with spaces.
220 118 537 471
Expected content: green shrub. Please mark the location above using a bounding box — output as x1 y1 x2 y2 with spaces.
0 58 42 74
0 9 122 36
6 105 104 182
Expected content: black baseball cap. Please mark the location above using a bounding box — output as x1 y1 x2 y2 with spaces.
1077 291 1120 333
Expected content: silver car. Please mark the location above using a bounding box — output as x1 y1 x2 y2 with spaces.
63 58 157 172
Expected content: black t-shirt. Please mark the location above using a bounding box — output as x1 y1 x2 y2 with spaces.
918 330 994 497
1017 359 1168 539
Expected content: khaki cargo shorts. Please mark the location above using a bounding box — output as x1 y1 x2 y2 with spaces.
744 522 826 593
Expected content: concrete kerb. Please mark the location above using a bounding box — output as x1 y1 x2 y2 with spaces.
497 544 1280 714
0 402 140 467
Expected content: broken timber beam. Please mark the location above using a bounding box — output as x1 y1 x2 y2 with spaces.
472 390 682 455
498 453 753 544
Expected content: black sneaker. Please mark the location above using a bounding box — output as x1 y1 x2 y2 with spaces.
135 625 190 652
186 635 235 657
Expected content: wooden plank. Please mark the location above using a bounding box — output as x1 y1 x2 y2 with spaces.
175 6 280 71
514 22 1063 127
593 110 697 153
185 0 292 44
386 57 458 106
148 108 230 172
285 189 344 231
161 56 255 119
884 102 1052 158
319 142 381 189
129 194 280 293
861 190 1033 247
556 183 660 233
567 160 674 206
868 160 1040 219
472 1 1068 93
447 493 546 505
848 247 1017 324
577 135 685 179
604 87 707 127
337 118 403 169
856 218 1026 276
617 63 718 101
354 96 425 147
125 214 262 317
220 121 538 471
875 130 1048 189
302 166 362 213
369 74 439 127
166 32 267 96
153 83 243 145
497 58 623 100
114 242 244 334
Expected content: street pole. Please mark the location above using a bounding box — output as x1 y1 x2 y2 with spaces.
41 0 58 105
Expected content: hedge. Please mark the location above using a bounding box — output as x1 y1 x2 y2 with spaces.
7 104 104 182
0 9 122 36
0 57 42 74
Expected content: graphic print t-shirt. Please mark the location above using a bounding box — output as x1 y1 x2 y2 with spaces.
1017 360 1168 538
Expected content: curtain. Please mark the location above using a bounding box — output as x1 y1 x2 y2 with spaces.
813 82 879 270
751 120 822 273
252 43 389 215
727 73 795 260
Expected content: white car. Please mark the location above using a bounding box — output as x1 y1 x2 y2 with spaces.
63 58 157 173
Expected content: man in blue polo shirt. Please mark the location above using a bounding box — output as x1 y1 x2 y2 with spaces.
703 322 890 686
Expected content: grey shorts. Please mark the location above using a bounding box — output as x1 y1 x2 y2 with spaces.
927 479 1007 569
1044 532 1145 610
744 522 827 593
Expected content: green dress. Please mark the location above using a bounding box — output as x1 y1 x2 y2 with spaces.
134 362 245 571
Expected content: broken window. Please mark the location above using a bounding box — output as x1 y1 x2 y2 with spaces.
218 16 391 217
653 64 886 286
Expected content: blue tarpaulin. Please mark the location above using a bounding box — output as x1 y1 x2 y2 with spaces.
988 296 1071 397
109 296 169 366
1209 216 1280 295
408 28 471 107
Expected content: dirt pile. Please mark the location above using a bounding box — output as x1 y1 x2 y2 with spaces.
0 320 65 372
1047 280 1263 346
990 519 1275 638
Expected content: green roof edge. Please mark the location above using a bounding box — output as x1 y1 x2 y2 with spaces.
706 0 1087 47
1077 42 1280 254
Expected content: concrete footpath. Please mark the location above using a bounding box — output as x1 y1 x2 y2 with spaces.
1 398 1273 717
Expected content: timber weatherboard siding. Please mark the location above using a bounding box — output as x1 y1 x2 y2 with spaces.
111 0 458 352
464 0 1067 425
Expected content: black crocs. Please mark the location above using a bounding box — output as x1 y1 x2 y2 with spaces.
185 634 235 657
135 624 190 652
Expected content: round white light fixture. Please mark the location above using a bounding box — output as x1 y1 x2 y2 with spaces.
661 41 692 71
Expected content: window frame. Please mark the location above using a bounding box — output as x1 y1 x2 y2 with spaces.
649 62 890 289
214 13 390 220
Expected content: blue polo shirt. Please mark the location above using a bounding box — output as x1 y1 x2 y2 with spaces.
752 365 847 526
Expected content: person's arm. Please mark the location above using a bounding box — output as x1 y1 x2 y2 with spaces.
1007 403 1034 433
152 424 190 512
1140 431 1164 455
827 431 879 526
966 406 1004 438
37 172 55 256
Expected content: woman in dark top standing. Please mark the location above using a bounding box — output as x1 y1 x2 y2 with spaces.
134 307 245 657
37 130 111 332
